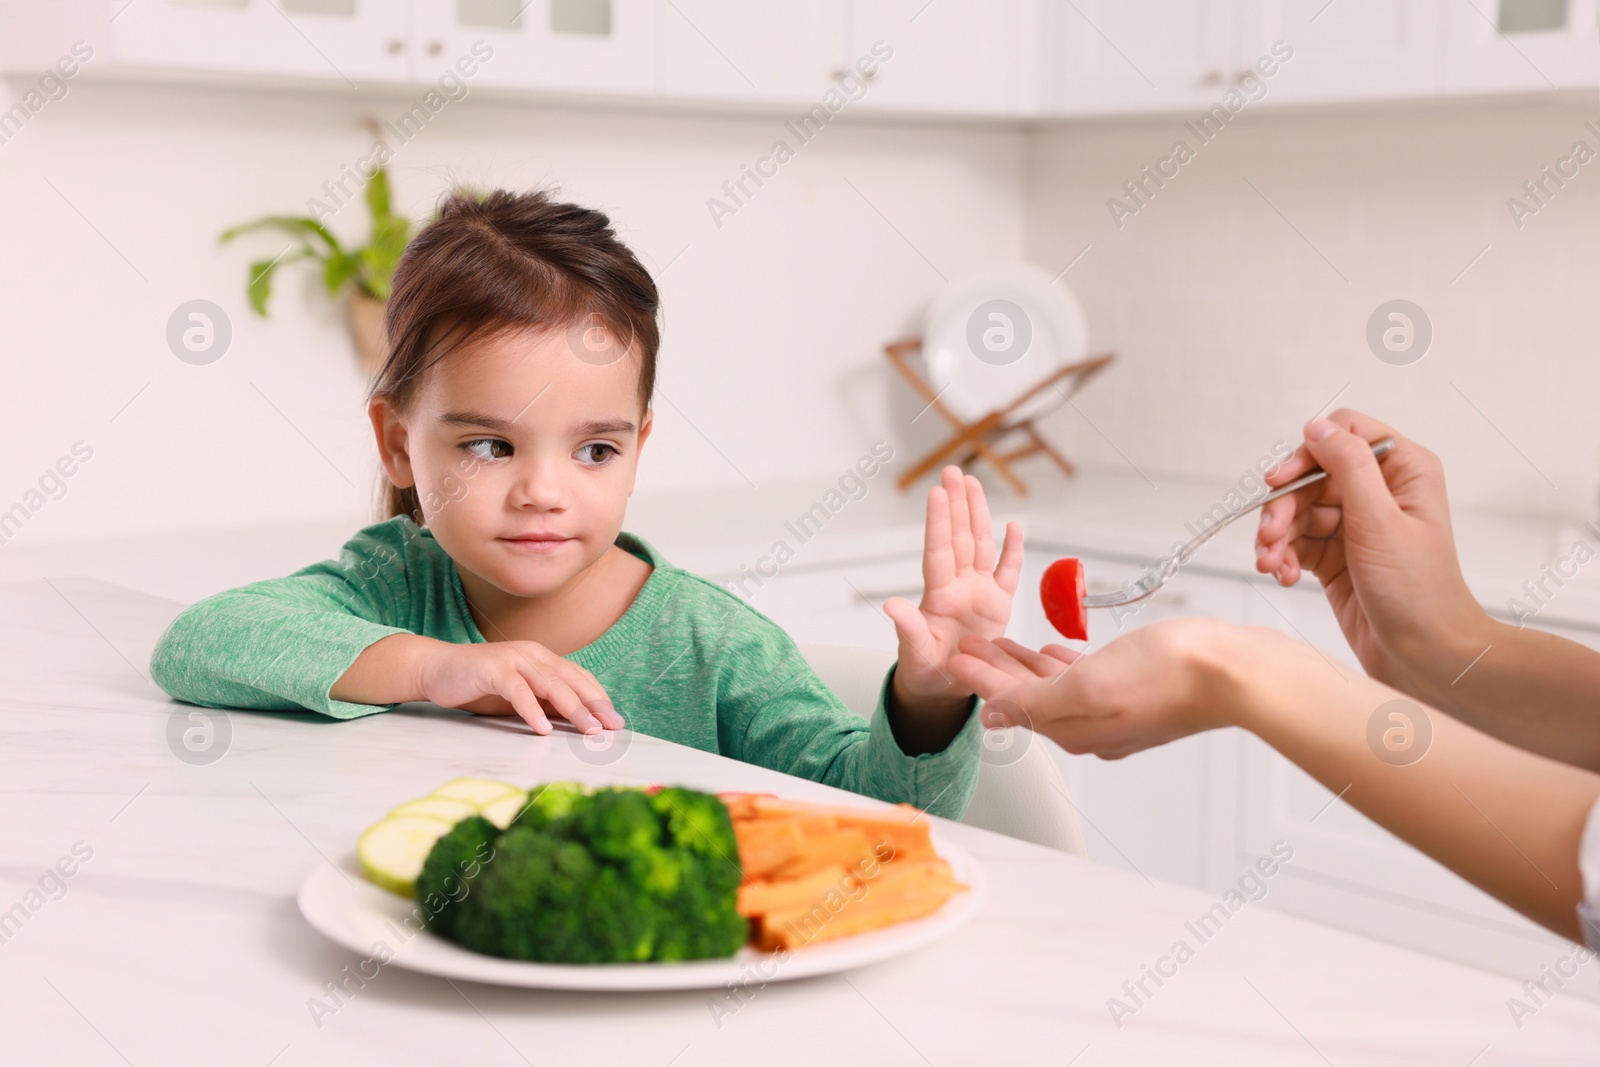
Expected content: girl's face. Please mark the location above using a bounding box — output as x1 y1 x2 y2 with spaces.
370 323 651 599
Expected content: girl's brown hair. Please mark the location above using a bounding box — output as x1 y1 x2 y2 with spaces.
367 188 660 524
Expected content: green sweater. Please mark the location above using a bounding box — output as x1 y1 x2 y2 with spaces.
149 517 980 820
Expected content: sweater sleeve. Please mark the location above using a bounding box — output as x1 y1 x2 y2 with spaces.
718 623 982 821
149 523 418 720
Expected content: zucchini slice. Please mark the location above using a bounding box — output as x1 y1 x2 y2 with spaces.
431 777 520 807
357 815 454 897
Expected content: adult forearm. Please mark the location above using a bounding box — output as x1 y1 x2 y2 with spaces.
1403 615 1600 772
1209 627 1598 942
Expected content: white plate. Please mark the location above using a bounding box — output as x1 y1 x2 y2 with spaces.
297 836 983 991
921 262 1090 425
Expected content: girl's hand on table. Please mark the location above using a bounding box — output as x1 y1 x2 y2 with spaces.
947 619 1246 759
416 640 624 735
1254 409 1491 697
884 466 1023 714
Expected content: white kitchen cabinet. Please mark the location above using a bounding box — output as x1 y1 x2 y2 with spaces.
1236 575 1590 983
98 0 413 84
1234 0 1442 103
1018 548 1251 889
848 0 1035 116
4 0 1597 118
1440 0 1600 92
758 552 924 653
412 0 657 94
1037 0 1236 116
658 0 850 106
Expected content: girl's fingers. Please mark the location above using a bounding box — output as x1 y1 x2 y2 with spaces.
921 485 955 589
492 670 552 734
518 662 601 734
943 466 974 572
590 703 626 730
966 474 997 573
993 521 1024 594
884 596 934 653
1039 644 1083 666
558 660 624 730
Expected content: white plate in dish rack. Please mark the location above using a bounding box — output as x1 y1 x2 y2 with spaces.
921 262 1090 425
297 836 984 992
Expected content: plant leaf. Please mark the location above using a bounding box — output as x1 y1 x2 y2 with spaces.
323 251 361 296
365 167 393 229
246 258 277 316
220 215 342 255
246 250 312 316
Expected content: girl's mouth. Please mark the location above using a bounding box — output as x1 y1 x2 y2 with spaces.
498 535 574 554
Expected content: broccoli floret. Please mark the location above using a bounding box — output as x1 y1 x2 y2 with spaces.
421 785 747 963
650 787 742 879
650 846 748 961
452 826 658 963
415 815 500 940
514 781 590 831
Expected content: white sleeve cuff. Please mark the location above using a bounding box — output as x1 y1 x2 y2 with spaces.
1577 794 1600 948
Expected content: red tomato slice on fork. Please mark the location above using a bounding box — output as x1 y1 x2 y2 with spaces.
1040 557 1088 641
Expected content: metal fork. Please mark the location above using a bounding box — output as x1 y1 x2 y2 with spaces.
1083 437 1397 610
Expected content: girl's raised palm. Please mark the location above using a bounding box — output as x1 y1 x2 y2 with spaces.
884 466 1023 705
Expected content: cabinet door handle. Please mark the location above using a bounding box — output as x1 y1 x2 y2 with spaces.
851 586 921 604
387 38 404 55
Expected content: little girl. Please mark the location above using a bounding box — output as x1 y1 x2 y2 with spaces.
150 187 1023 820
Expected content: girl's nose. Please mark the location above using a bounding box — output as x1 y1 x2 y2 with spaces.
510 458 566 511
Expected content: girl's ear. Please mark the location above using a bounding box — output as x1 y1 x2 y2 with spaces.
369 398 416 489
627 407 653 497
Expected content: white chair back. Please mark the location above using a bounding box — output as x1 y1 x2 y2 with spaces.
797 643 1086 855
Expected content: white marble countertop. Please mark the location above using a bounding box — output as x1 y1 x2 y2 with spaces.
3 576 1599 1065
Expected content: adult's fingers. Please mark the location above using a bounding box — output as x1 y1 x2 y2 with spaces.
956 634 1044 681
1265 408 1400 488
1039 644 1085 666
1300 417 1403 527
947 652 1025 705
1258 501 1342 573
992 636 1069 679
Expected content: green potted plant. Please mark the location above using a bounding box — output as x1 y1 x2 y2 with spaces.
220 164 411 377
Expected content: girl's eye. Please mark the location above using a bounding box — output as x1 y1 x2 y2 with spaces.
461 438 511 462
576 442 619 467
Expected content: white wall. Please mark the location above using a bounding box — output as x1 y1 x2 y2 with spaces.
1024 100 1600 520
9 83 1599 556
0 79 1025 545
